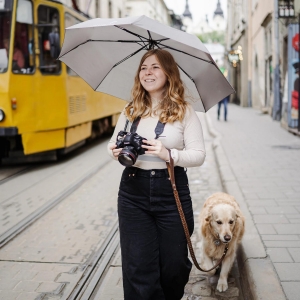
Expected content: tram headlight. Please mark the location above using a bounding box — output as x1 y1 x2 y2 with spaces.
0 109 5 122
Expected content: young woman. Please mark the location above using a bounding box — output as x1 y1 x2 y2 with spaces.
108 49 206 300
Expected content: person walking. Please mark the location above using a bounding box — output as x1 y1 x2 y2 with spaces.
107 49 206 300
217 95 229 121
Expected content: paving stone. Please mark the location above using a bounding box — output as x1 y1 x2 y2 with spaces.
13 270 39 280
31 271 60 282
265 206 298 214
273 224 300 234
14 280 41 292
253 215 289 224
281 282 300 300
0 290 21 300
288 248 300 262
191 282 212 296
0 279 20 290
274 263 300 281
35 282 64 294
261 234 299 241
267 248 293 262
16 292 41 299
264 241 300 248
256 224 277 234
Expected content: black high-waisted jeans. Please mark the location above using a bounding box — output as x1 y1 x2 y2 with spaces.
118 166 194 300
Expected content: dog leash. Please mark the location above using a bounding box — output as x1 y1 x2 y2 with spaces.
166 149 229 272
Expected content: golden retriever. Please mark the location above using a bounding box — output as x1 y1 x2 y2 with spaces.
198 192 245 292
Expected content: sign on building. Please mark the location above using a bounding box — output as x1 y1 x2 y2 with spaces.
287 23 299 128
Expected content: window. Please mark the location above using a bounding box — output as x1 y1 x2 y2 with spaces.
0 0 34 74
65 13 81 76
37 5 61 74
13 0 34 74
0 0 13 73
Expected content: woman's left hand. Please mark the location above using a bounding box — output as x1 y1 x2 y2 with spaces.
142 140 169 161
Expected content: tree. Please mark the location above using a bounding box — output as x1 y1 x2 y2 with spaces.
197 31 225 45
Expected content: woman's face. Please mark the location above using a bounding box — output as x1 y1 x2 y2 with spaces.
139 55 167 99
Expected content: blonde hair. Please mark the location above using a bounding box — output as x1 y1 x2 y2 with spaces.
125 49 187 123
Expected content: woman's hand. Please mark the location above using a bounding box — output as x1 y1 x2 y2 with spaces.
142 140 169 161
109 144 122 158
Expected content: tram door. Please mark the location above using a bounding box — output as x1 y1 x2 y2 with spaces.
6 0 36 134
34 3 67 131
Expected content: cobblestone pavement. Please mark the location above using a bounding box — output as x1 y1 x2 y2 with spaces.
0 156 123 299
94 113 244 300
0 140 110 238
209 104 300 300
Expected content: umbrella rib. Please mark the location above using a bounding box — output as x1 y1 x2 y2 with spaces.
58 39 148 58
94 44 148 91
176 63 207 112
158 43 213 64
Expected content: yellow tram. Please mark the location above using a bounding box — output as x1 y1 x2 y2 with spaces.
0 0 124 163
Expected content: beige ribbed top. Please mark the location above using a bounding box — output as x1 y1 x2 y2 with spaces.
107 105 206 170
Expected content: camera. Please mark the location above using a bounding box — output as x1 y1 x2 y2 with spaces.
116 131 147 166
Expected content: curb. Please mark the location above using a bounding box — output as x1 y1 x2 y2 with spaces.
204 113 287 300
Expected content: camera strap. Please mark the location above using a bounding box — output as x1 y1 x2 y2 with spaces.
130 116 165 139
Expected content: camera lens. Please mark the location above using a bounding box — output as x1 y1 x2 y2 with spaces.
118 148 137 167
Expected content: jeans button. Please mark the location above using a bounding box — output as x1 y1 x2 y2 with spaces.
151 171 155 175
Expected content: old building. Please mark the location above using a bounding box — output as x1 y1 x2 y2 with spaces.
227 0 300 132
125 0 171 25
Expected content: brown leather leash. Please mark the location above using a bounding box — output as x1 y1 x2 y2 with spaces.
166 149 229 272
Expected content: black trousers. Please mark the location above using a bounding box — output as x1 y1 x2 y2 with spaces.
118 166 194 300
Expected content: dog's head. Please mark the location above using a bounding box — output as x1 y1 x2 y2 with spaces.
205 203 239 244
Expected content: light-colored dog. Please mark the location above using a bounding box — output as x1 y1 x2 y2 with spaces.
198 192 245 292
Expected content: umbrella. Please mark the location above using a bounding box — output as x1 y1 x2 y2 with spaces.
58 15 234 112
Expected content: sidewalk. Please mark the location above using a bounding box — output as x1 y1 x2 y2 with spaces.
207 104 300 300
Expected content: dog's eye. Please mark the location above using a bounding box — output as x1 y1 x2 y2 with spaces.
216 220 222 225
229 220 234 224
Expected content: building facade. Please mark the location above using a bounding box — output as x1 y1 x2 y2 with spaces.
125 0 171 25
227 0 300 131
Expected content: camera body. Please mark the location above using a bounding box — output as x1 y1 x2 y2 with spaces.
116 131 147 166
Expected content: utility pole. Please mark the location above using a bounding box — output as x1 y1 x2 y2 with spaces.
273 0 281 121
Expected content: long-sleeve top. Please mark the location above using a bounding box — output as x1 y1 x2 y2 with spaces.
107 104 206 170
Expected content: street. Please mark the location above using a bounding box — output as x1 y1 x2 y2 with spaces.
0 104 300 299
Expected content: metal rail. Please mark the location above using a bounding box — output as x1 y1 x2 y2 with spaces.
0 158 111 248
0 166 34 186
67 222 120 300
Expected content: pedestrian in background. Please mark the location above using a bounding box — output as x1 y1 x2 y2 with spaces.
217 95 229 121
107 49 206 300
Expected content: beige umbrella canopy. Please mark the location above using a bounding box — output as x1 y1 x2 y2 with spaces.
58 15 234 112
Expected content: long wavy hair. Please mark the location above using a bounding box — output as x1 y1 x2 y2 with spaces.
125 49 187 123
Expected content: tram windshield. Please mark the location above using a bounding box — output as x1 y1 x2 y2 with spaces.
0 0 34 74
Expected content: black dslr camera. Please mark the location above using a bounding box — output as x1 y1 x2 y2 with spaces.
116 131 147 166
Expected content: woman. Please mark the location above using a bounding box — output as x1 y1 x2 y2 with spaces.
108 49 206 300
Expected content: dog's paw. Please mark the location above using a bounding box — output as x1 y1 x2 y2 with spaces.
216 279 228 292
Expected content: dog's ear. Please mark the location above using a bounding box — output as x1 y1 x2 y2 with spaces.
205 214 211 222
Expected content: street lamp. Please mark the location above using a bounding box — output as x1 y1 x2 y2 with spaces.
228 46 243 68
278 0 295 18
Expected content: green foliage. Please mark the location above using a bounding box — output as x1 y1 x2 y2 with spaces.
197 31 225 45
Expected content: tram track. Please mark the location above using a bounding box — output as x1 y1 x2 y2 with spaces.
0 165 34 185
67 222 120 300
0 157 112 248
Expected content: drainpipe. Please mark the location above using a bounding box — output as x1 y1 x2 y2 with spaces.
273 0 281 121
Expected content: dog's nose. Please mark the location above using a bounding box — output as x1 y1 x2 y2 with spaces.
224 235 231 242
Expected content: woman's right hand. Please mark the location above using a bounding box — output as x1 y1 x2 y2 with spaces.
109 144 122 158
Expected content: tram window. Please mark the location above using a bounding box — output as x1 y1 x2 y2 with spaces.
38 5 61 74
65 13 81 76
12 0 34 74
